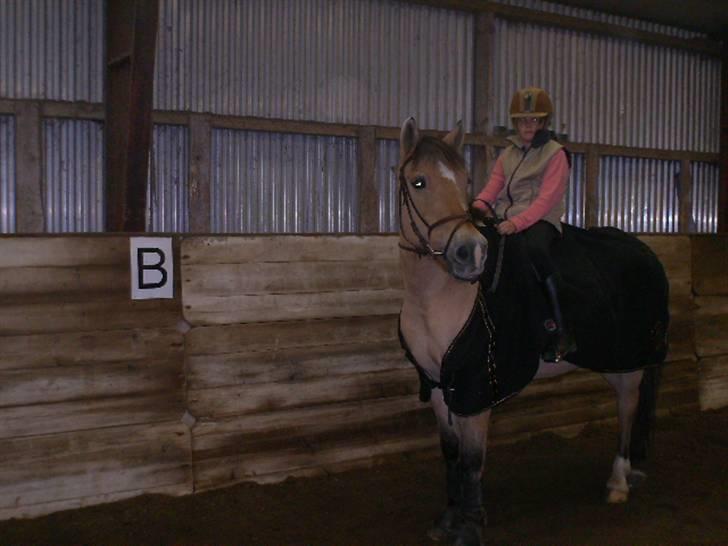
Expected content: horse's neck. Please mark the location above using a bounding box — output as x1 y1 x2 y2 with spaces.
399 252 478 376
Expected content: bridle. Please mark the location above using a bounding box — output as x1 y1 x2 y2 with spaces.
396 144 505 292
397 145 473 258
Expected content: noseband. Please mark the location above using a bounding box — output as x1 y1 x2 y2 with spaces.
397 146 473 258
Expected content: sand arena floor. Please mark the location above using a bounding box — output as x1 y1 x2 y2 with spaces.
2 407 727 546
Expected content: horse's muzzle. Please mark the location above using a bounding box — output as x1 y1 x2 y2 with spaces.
446 233 487 282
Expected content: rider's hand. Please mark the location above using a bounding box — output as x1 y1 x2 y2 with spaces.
497 220 517 235
469 199 494 222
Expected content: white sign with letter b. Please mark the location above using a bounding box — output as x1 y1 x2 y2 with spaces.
130 237 174 299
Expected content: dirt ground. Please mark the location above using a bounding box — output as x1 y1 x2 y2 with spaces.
2 407 728 546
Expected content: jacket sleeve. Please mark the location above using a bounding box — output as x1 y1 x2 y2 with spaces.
472 155 505 210
510 149 570 232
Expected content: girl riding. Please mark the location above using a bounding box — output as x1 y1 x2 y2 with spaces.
471 86 574 362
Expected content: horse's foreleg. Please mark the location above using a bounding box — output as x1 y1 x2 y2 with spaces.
453 409 491 546
603 370 644 503
428 390 462 542
457 410 490 525
429 391 491 546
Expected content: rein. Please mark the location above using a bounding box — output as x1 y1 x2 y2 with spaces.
397 146 472 258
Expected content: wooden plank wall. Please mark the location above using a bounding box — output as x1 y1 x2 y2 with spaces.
181 236 435 490
0 233 724 519
0 237 191 520
692 236 728 410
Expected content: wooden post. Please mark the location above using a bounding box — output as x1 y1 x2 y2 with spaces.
471 12 495 197
357 127 378 233
189 115 212 233
719 36 728 233
585 145 600 228
679 159 693 233
104 0 160 232
15 101 44 233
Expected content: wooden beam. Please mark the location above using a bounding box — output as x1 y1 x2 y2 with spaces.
357 127 378 234
1 98 720 165
679 159 693 233
42 101 104 121
585 145 600 228
471 12 495 197
581 143 717 164
14 102 44 233
376 126 488 145
211 115 361 138
189 115 212 233
0 100 17 115
104 0 160 232
720 37 728 233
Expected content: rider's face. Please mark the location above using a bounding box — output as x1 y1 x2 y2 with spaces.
516 117 545 144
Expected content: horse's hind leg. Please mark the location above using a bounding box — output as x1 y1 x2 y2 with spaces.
603 370 644 503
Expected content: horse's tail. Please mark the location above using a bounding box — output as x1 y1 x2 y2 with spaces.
630 364 662 465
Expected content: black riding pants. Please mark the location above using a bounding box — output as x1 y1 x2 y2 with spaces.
518 220 560 281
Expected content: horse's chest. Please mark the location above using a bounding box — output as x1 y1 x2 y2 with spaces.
400 329 443 380
399 309 465 382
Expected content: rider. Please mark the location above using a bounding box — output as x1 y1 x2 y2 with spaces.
471 86 575 362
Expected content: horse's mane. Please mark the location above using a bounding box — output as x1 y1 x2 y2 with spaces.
410 136 466 171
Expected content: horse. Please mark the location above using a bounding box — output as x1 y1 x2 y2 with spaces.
396 117 668 546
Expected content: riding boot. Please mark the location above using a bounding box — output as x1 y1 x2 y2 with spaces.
542 273 576 362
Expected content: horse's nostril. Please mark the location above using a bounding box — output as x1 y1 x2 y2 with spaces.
456 245 471 262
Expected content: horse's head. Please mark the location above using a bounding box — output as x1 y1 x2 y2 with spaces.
397 117 488 282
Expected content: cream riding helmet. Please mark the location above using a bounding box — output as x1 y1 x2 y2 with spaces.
509 87 554 127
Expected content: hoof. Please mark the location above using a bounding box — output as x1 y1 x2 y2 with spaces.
627 469 647 489
453 520 484 546
606 488 629 504
427 506 461 542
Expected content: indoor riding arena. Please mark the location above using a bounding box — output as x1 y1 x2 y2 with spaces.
1 1 727 545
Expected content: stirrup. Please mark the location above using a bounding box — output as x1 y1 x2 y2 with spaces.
542 347 562 363
542 328 576 363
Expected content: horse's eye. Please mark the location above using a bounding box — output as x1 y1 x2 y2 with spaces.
411 176 426 189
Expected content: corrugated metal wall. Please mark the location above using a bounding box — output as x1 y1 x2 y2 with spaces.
155 0 474 131
691 162 719 233
0 0 103 102
376 140 400 233
0 0 721 234
43 119 104 233
375 140 476 233
0 115 15 233
211 129 359 233
491 20 721 152
148 124 190 232
597 156 679 233
564 153 585 227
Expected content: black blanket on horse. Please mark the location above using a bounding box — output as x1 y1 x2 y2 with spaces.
403 223 669 416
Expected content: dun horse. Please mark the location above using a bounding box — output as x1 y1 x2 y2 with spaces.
396 118 668 546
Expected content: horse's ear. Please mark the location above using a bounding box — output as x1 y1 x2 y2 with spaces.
400 117 420 162
442 120 464 154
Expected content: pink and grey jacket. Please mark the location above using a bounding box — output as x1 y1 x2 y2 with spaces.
474 135 570 233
